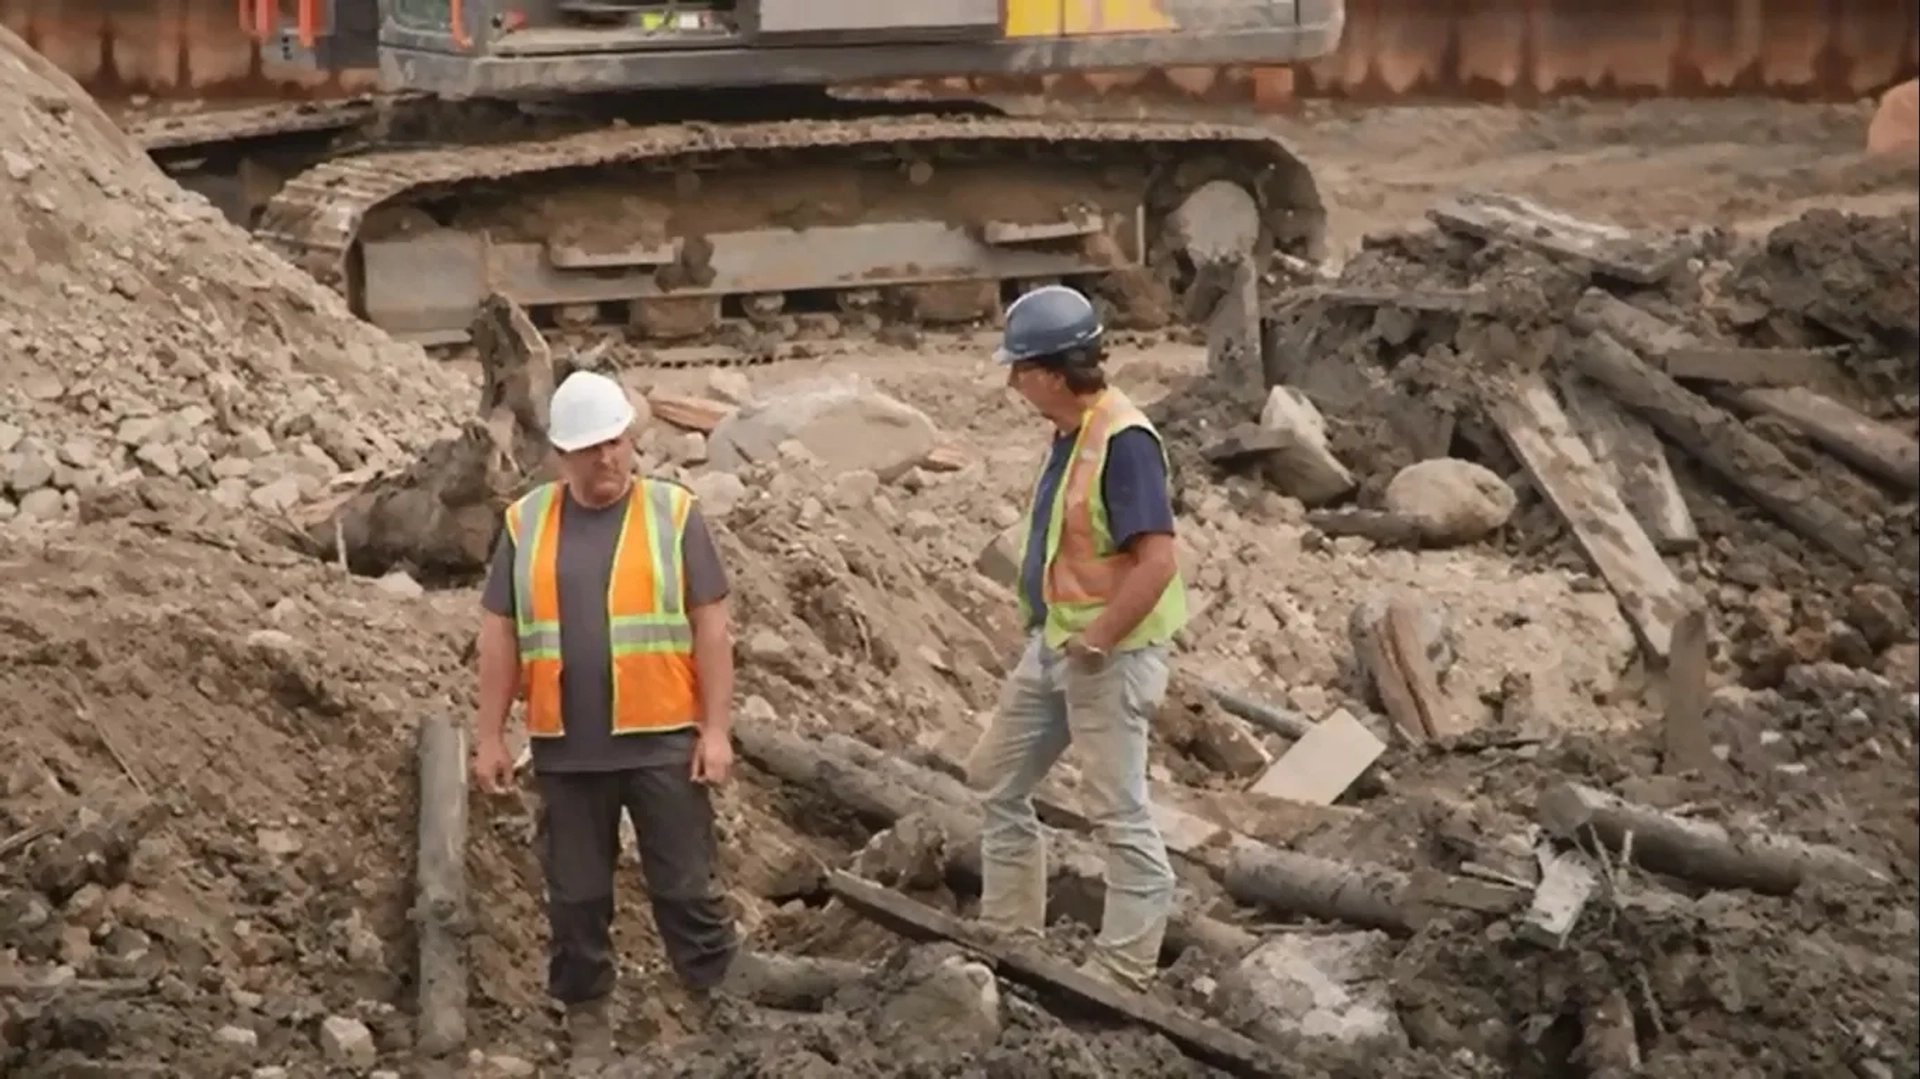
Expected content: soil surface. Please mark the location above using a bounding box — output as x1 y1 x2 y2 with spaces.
4 26 1917 1079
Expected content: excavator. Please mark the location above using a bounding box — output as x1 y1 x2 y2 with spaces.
3 1 1914 352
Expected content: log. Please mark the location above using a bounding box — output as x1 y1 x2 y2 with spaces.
1204 684 1311 740
1557 373 1698 553
1485 372 1692 660
1427 192 1681 284
1303 508 1424 549
1724 386 1920 490
1661 345 1847 388
826 872 1287 1078
736 724 1258 963
1569 291 1886 574
1222 840 1413 934
308 294 554 577
414 714 470 1057
1536 782 1892 895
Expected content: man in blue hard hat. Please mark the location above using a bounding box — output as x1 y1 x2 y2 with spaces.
965 284 1188 991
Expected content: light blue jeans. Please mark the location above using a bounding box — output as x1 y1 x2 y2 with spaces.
965 634 1176 988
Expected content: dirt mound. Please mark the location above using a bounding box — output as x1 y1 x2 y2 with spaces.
0 26 464 530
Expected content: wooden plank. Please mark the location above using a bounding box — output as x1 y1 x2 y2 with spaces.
1727 386 1920 489
1247 708 1385 806
414 714 470 1057
1558 373 1698 553
1570 291 1887 574
1484 375 1691 660
1662 345 1848 387
1519 846 1598 949
645 392 733 432
1660 607 1719 777
1427 192 1681 284
1384 599 1458 739
825 872 1286 1078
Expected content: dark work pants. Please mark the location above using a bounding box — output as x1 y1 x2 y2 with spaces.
535 767 739 1005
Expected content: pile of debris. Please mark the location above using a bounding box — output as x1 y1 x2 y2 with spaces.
0 27 466 530
1160 193 1918 691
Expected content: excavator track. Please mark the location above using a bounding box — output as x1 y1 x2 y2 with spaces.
254 113 1324 352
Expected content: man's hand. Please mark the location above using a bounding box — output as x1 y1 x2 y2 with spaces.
1062 633 1111 671
690 731 735 786
472 734 515 795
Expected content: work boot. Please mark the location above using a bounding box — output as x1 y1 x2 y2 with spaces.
563 997 615 1074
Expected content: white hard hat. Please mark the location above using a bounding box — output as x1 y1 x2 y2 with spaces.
547 370 637 452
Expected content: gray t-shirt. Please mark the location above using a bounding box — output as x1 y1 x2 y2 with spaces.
481 482 729 774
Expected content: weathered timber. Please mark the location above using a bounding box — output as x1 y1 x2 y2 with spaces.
1205 683 1311 740
646 392 733 432
308 294 554 576
414 714 470 1057
1537 782 1892 895
1348 603 1433 745
1570 291 1886 573
1427 192 1681 284
1223 840 1413 934
1660 607 1721 777
1485 372 1691 660
1662 345 1848 387
1384 599 1457 740
1726 386 1920 489
736 724 1258 962
1304 507 1424 549
826 872 1287 1078
1557 372 1698 553
1518 846 1598 949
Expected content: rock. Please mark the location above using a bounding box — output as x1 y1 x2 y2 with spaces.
248 476 301 514
0 422 21 454
17 487 63 520
372 571 424 599
1256 386 1356 506
829 469 880 508
1382 458 1515 546
8 445 54 493
1847 583 1911 651
974 523 1025 590
688 470 747 519
705 370 754 406
668 432 708 464
317 1015 376 1069
487 1055 537 1078
1213 932 1405 1049
214 1025 259 1050
134 441 181 477
1877 643 1918 691
742 630 791 665
707 378 938 480
903 510 943 539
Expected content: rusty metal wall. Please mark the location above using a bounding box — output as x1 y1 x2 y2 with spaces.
2 0 1914 105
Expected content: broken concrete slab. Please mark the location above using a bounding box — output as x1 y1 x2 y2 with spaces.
1254 386 1356 506
707 377 938 480
974 523 1023 589
1518 845 1600 949
1212 932 1406 1050
1247 708 1385 806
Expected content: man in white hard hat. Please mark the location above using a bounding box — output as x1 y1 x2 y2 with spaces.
470 370 739 1067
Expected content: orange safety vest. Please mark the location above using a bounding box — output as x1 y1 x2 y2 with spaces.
503 479 701 738
1018 387 1187 649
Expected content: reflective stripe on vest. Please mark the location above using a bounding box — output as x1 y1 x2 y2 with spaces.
504 479 701 738
1020 388 1187 649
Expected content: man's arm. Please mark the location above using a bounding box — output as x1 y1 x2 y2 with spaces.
476 532 521 746
1081 429 1180 651
681 509 734 739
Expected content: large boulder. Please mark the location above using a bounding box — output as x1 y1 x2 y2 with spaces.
1382 458 1515 547
707 377 937 480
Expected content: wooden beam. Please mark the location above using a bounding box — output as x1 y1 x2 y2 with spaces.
413 714 470 1057
1557 373 1698 553
1659 607 1720 777
1427 192 1681 284
825 872 1287 1078
1484 374 1691 660
1662 345 1847 387
1725 386 1920 489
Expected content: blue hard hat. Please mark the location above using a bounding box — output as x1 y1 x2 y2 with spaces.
993 284 1104 365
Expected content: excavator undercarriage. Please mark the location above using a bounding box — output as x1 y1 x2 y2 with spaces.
4 1 1915 359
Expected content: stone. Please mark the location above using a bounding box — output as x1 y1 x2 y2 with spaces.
707 377 938 480
705 369 754 405
215 1025 259 1050
1847 583 1911 651
317 1015 376 1069
248 477 302 514
669 432 708 464
8 447 53 493
975 524 1025 589
487 1055 537 1077
17 488 63 520
134 441 181 477
373 571 424 599
688 470 747 519
0 422 21 454
830 469 880 508
114 416 161 447
903 510 944 539
1382 458 1516 546
1868 78 1918 156
1213 932 1404 1049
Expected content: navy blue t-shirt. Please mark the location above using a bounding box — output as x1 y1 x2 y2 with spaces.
1020 426 1176 629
